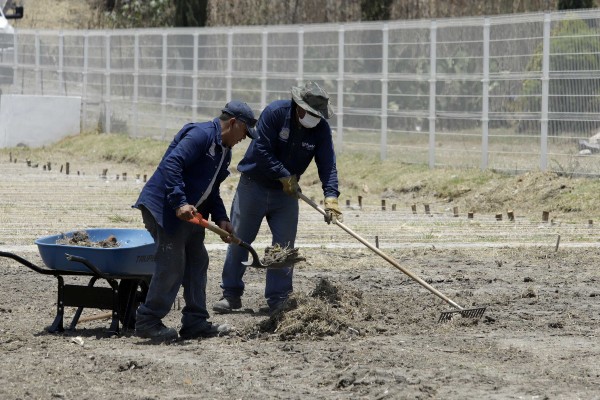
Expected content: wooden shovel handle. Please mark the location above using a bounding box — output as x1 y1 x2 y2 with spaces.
189 214 241 245
78 311 112 323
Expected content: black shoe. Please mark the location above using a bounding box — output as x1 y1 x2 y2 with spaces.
212 297 242 314
135 323 178 341
179 322 232 340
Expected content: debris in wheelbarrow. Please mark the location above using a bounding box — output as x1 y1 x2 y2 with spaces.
55 230 119 248
188 214 303 269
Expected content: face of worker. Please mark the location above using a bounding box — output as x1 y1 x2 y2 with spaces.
296 105 322 129
222 118 249 148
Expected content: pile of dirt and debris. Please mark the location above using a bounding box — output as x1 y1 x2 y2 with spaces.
55 231 119 248
251 278 369 340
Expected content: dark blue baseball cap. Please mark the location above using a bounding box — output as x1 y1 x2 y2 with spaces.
222 100 258 139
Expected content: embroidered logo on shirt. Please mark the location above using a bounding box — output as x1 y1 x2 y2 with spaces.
208 142 216 158
279 128 290 141
301 142 315 151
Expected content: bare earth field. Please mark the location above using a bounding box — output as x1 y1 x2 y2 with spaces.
1 159 600 399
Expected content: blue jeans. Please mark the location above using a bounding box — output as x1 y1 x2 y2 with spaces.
136 206 210 331
221 174 298 309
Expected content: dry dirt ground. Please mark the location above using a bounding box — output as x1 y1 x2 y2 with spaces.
1 159 600 399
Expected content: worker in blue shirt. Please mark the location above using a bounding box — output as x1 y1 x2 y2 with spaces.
134 100 257 341
213 82 343 314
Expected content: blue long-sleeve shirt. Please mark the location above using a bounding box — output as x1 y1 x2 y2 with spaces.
237 99 339 198
134 119 230 234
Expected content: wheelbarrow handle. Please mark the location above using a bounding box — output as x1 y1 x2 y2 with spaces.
297 192 463 310
188 214 242 246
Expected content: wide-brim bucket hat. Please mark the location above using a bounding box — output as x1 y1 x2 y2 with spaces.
291 81 335 119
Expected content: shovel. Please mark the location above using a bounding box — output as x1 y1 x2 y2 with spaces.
298 192 486 323
188 214 287 269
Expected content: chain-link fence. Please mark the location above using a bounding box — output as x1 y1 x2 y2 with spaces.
1 9 600 175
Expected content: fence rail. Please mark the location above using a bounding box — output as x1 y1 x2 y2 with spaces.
1 9 600 175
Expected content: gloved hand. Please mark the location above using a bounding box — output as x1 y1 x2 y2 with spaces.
324 197 343 224
278 175 300 197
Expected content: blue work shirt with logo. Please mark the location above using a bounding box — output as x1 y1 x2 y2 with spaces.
237 99 339 198
134 119 230 234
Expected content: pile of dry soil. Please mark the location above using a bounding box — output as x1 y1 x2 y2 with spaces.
56 231 119 248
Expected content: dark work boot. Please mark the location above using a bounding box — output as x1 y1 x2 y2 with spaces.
212 297 242 314
135 322 178 341
179 322 232 340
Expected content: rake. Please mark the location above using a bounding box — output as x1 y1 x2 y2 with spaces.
298 192 487 323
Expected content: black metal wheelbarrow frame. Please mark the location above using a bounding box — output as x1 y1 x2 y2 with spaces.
0 250 151 336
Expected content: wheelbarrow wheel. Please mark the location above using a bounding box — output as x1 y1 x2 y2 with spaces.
118 279 149 330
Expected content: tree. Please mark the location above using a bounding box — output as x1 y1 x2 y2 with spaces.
516 18 600 135
558 0 595 10
361 0 393 21
174 0 208 27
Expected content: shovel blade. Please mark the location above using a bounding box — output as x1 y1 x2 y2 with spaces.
438 307 487 323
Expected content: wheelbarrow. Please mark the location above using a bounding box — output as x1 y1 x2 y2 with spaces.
0 229 156 335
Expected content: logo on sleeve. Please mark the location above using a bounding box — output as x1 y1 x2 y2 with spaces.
279 128 290 141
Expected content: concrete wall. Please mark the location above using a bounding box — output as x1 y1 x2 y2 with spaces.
0 95 81 148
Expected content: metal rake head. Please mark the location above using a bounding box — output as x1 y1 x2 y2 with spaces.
438 307 487 323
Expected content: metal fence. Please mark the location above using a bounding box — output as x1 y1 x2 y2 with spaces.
1 9 600 174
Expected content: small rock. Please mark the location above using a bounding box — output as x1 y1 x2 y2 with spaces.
71 336 84 346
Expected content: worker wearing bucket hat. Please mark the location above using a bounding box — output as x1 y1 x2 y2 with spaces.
214 81 342 314
133 100 257 341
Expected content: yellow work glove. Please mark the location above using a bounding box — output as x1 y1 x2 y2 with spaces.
278 175 300 197
324 197 343 224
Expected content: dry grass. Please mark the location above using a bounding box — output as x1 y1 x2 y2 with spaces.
251 278 370 340
4 131 600 226
12 0 99 30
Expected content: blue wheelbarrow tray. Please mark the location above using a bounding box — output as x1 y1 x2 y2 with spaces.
35 228 157 276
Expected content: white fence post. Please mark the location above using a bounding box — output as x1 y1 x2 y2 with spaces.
35 34 40 95
161 32 167 139
133 32 139 137
58 31 64 95
380 23 389 161
261 30 268 110
82 33 88 130
297 27 304 86
428 20 437 169
11 28 18 93
226 31 233 101
481 18 490 170
336 25 345 152
540 13 551 171
104 33 111 134
192 32 198 122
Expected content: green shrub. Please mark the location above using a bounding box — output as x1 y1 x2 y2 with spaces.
516 17 600 135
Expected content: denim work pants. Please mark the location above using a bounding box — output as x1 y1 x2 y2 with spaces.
136 207 210 331
221 174 298 308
